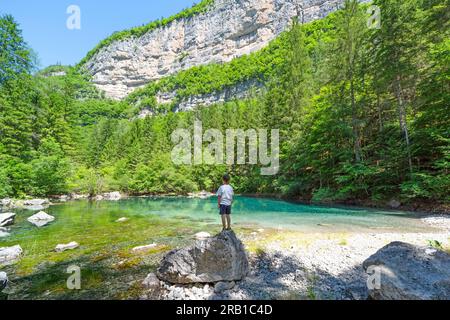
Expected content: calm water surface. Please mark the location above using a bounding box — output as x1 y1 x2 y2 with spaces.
8 196 433 234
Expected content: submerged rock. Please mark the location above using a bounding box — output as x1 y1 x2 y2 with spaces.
27 211 55 227
132 243 158 253
0 272 7 291
0 227 10 238
0 213 15 227
142 273 160 289
0 245 23 266
157 230 249 284
55 242 79 252
363 241 450 300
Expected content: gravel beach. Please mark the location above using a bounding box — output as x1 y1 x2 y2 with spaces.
155 215 450 300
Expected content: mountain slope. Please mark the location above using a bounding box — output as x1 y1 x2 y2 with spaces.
81 0 347 100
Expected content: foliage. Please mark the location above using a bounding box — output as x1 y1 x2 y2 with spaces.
0 1 448 205
0 14 33 84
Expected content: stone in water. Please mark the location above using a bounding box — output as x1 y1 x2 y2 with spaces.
0 213 15 227
28 211 55 227
55 242 79 252
0 245 23 266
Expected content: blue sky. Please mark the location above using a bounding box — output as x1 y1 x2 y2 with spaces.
0 0 197 69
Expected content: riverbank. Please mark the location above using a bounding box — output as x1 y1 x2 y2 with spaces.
2 191 448 216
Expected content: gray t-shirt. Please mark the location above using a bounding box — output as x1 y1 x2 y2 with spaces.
216 185 234 206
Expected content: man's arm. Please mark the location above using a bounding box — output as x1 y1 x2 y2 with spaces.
217 187 222 208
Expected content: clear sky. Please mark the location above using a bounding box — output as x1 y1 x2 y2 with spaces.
0 0 197 69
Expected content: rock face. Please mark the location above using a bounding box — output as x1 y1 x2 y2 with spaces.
27 211 55 227
0 245 23 266
83 0 353 100
0 213 15 227
363 242 450 300
156 79 264 112
157 230 249 284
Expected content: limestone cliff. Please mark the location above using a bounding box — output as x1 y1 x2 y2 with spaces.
83 0 347 100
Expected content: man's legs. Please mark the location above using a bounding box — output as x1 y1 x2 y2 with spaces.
221 214 227 230
226 214 231 230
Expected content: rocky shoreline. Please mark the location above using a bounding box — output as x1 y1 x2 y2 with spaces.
141 217 450 300
2 192 448 216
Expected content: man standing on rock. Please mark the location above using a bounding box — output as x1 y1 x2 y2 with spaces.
216 174 234 231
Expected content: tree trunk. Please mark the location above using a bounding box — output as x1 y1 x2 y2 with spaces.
377 93 383 133
351 77 362 163
395 76 413 174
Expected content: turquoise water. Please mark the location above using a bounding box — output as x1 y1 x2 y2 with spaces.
37 196 433 233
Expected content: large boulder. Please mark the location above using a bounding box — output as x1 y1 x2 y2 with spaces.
157 230 249 284
363 241 450 300
0 213 15 227
0 245 23 266
27 211 55 227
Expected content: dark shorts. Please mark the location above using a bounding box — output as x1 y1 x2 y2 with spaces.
219 205 231 215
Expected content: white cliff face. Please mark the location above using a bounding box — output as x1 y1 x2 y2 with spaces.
155 79 264 112
84 0 345 100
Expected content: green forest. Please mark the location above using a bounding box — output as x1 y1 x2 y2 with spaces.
0 0 448 208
